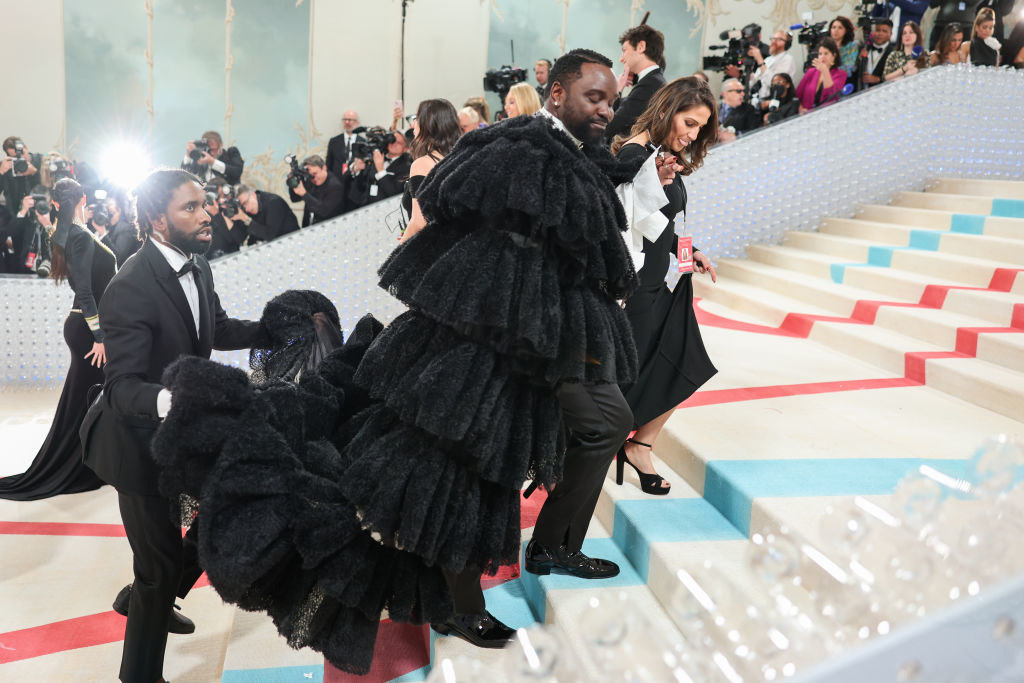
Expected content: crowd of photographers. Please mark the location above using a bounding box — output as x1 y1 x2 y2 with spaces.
704 0 1024 144
3 1 1022 276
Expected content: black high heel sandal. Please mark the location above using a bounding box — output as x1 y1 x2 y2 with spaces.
615 438 670 495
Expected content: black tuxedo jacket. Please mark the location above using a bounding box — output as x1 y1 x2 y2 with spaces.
864 44 894 84
325 130 365 177
348 153 412 207
720 102 762 134
216 146 245 185
81 238 267 494
604 68 667 142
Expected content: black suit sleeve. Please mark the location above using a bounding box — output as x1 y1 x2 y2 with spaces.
211 290 271 350
376 155 411 199
66 231 105 342
325 140 338 178
248 194 298 241
100 277 164 420
218 147 245 184
304 176 345 219
604 76 662 141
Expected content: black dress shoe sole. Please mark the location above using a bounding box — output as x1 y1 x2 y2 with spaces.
523 558 620 579
430 622 512 649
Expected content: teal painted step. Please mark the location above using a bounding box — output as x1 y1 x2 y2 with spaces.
992 199 1024 219
611 497 746 580
703 457 971 536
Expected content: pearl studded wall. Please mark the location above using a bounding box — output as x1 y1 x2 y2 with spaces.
2 65 1021 391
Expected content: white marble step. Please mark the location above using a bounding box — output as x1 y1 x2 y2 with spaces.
820 218 1024 263
854 203 1024 240
892 191 998 214
928 177 1024 199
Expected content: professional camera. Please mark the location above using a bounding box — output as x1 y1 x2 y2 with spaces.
189 138 210 162
703 23 762 75
793 19 830 68
87 191 110 227
47 156 74 182
219 184 241 219
853 2 876 35
483 65 528 101
4 140 29 174
31 193 51 217
284 153 312 190
350 127 395 162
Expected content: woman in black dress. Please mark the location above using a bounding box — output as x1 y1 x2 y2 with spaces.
611 77 719 494
0 178 116 500
399 98 461 242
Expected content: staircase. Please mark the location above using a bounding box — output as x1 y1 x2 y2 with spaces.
351 178 1023 682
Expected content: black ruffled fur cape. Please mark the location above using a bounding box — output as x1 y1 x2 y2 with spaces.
151 116 643 675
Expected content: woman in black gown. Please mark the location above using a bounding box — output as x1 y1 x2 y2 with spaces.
399 98 461 242
0 178 116 500
611 77 719 494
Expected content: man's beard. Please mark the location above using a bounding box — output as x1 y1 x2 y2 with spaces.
562 103 608 145
166 216 210 255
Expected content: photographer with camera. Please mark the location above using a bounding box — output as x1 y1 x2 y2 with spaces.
288 154 344 227
717 79 761 143
748 30 799 107
1 137 42 214
796 37 849 113
232 184 298 244
348 130 412 209
861 18 896 87
605 24 667 142
98 192 141 267
2 188 53 275
202 180 245 259
182 131 244 184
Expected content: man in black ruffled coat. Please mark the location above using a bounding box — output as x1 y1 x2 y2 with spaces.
520 51 634 579
368 48 639 648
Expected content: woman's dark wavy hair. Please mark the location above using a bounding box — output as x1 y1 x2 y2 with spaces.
611 76 718 176
134 168 202 240
816 36 843 67
410 99 461 160
49 178 84 284
936 22 965 60
901 20 924 48
831 16 856 46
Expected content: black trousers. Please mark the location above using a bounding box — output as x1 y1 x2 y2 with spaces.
532 381 633 552
117 492 202 682
443 567 486 615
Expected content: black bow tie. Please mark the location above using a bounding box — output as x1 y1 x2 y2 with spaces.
870 45 886 53
176 260 199 278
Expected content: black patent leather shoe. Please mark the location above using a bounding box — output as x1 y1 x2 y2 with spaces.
113 584 196 635
523 540 620 579
431 611 515 649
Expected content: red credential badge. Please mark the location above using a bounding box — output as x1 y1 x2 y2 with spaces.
677 236 693 274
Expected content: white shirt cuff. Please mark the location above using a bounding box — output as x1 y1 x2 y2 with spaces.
212 159 227 174
156 389 172 418
374 170 390 181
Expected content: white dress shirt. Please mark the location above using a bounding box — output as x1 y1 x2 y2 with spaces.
750 52 798 99
535 107 583 149
634 64 659 83
151 238 201 418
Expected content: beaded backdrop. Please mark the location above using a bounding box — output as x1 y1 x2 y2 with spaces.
2 65 1022 391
